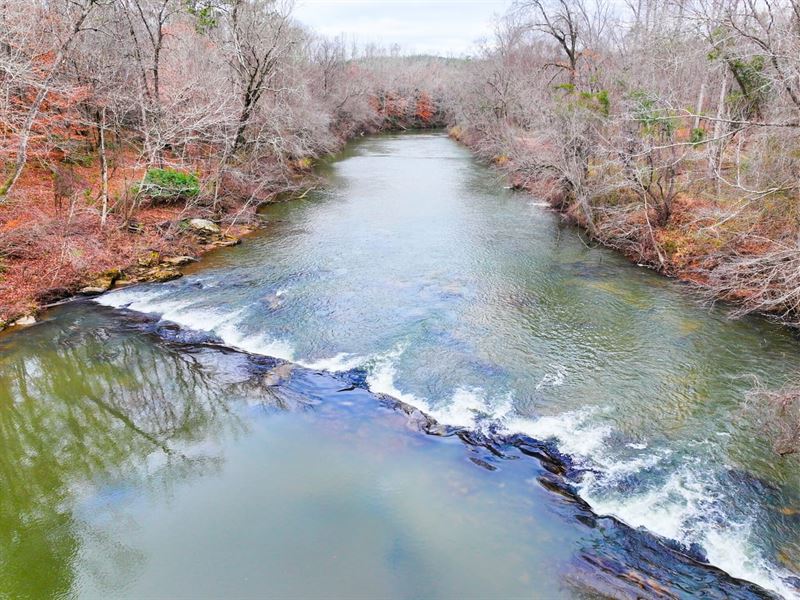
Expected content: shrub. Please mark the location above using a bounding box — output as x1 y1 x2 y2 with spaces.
293 157 313 170
134 168 200 202
690 128 705 145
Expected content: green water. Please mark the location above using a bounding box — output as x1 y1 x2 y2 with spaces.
2 132 799 598
0 304 593 598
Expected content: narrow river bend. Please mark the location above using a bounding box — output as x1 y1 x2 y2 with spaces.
2 133 799 598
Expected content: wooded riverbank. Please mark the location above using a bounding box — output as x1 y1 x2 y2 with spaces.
5 0 800 336
0 0 452 325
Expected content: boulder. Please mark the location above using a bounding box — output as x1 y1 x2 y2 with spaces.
162 255 197 266
145 266 182 282
79 286 108 296
85 268 121 292
187 218 220 234
210 237 240 248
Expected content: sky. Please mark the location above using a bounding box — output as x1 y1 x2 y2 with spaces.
293 0 514 57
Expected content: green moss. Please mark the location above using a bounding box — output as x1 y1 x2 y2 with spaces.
661 238 679 254
62 153 94 168
133 168 200 202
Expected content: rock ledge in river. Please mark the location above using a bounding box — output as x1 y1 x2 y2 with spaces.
143 266 182 282
81 268 122 295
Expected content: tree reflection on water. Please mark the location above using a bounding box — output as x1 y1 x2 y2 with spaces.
0 305 259 598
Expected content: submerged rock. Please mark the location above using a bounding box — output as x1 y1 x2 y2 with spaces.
262 363 295 386
262 293 283 310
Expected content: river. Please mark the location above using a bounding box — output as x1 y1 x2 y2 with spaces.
1 132 799 598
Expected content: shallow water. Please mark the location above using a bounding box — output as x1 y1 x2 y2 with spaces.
3 132 800 598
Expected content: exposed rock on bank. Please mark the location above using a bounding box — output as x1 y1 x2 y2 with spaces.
1 217 246 332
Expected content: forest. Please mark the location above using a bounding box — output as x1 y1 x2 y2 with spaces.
0 0 454 320
2 0 800 447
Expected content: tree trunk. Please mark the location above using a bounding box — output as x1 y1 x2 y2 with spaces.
709 70 729 180
693 81 707 130
99 106 110 227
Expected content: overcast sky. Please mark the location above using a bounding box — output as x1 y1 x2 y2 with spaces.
293 0 513 57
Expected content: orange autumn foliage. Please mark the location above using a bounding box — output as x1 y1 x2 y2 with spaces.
415 91 434 124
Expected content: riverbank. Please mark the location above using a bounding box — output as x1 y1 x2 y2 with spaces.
0 157 276 328
449 126 800 328
0 122 446 330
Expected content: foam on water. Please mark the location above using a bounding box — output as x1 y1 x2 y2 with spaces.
366 349 433 411
94 288 798 597
298 352 367 373
97 287 238 334
505 408 612 458
98 287 295 360
97 288 363 371
366 350 512 429
536 364 567 390
585 466 797 598
365 352 797 598
215 322 297 363
508 408 799 598
96 286 173 310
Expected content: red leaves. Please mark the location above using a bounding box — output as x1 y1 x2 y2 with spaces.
368 89 439 127
415 91 434 124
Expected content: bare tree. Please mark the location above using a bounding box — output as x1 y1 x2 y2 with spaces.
516 0 585 85
0 0 103 200
121 0 182 164
223 0 295 153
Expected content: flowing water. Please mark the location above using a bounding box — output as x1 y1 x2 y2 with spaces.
2 132 800 598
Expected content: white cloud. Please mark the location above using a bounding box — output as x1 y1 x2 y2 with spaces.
293 0 512 56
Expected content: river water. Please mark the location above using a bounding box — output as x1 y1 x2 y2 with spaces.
2 132 799 598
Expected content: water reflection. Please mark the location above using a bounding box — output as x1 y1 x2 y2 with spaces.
0 303 785 598
0 305 255 598
89 133 800 596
